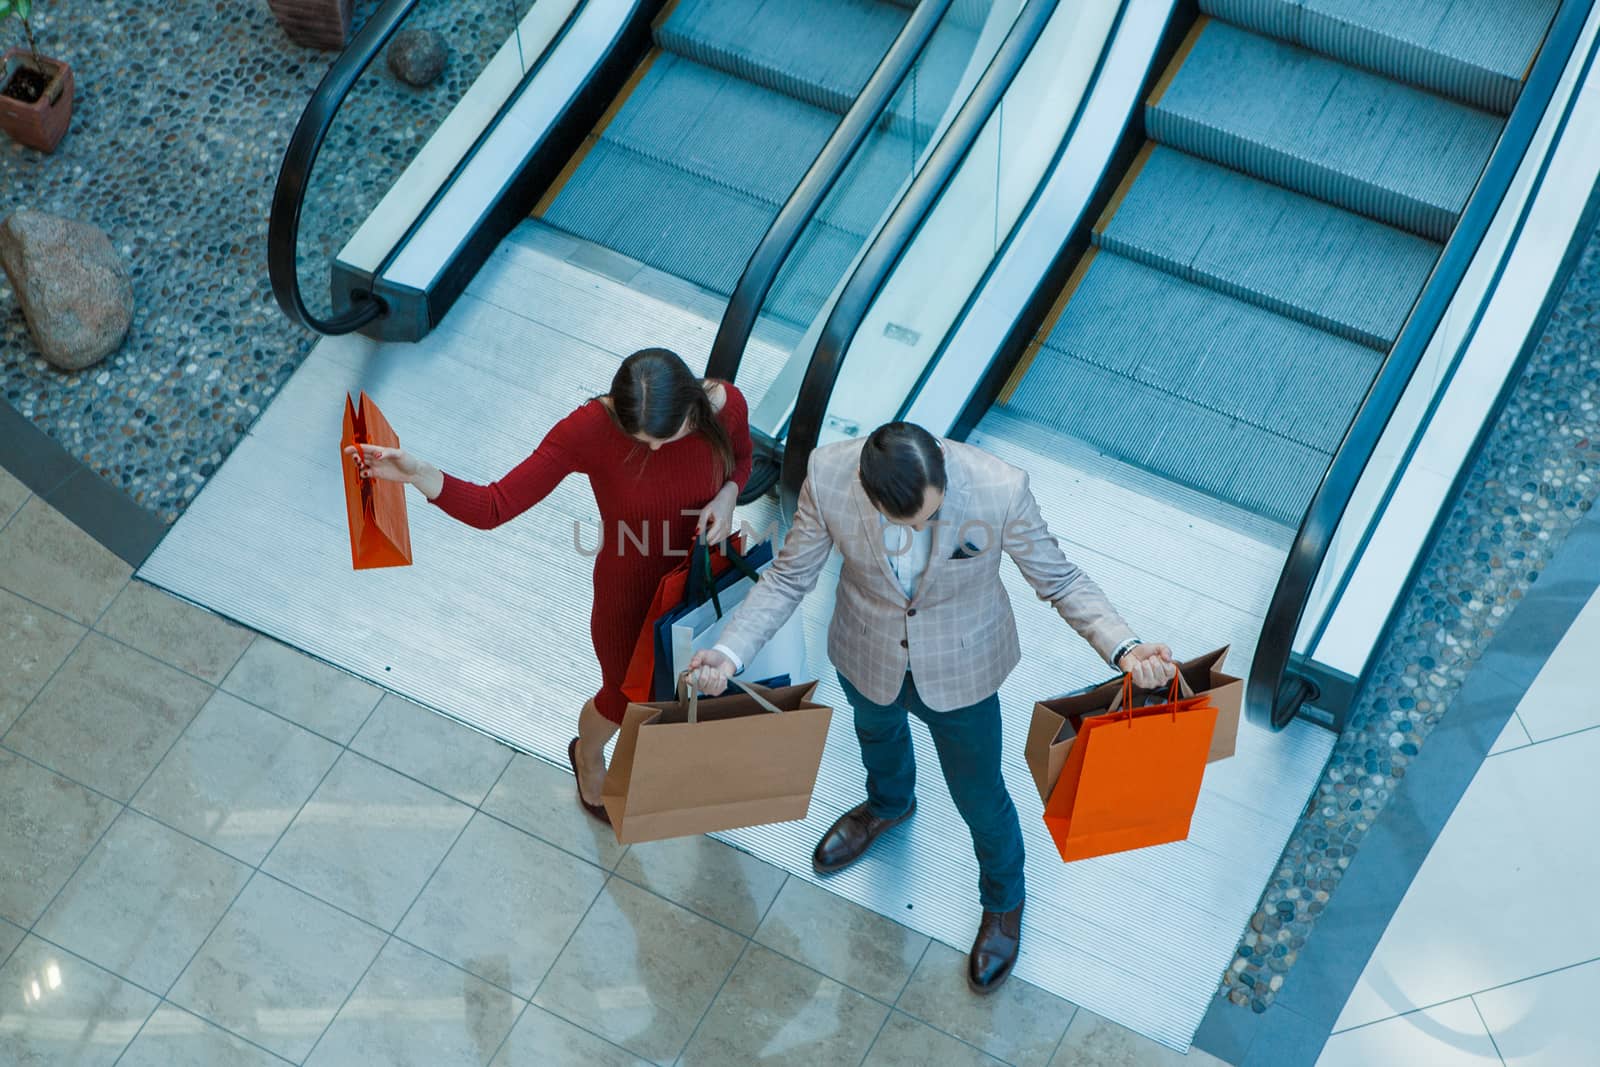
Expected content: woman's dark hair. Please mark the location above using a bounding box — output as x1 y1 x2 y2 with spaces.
606 348 735 480
859 422 946 519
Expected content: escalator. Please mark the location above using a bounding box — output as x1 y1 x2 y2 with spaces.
536 0 984 330
772 0 1587 734
269 0 994 346
1000 2 1557 527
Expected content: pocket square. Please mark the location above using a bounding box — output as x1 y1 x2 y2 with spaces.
951 541 982 560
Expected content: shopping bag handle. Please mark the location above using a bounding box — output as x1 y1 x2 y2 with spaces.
676 670 783 724
1105 670 1194 721
690 535 764 619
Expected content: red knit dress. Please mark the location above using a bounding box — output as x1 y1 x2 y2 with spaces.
428 384 753 723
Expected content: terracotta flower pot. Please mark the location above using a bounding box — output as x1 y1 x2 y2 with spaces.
0 49 72 153
268 0 354 52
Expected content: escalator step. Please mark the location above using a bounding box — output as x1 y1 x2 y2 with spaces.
1009 253 1382 524
1149 19 1503 242
544 51 920 324
1199 0 1559 115
594 53 836 208
1095 146 1442 350
656 0 909 114
544 141 814 299
1005 360 1331 525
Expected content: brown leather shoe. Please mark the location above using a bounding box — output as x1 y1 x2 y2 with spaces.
968 898 1023 994
812 799 916 874
567 738 610 825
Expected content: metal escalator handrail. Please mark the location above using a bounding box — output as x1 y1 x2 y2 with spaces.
780 0 1060 504
267 0 423 335
704 0 956 386
1247 0 1597 731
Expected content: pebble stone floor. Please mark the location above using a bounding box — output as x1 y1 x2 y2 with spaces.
0 0 519 522
3 0 1600 1043
0 470 1229 1066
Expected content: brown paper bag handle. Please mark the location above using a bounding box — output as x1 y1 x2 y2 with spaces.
677 671 783 724
1104 671 1194 719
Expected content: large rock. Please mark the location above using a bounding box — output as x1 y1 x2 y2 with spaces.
0 210 132 371
387 29 448 88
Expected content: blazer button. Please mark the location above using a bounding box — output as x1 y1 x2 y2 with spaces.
900 638 908 648
907 608 918 617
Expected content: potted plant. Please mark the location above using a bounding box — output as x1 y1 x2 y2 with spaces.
0 0 71 153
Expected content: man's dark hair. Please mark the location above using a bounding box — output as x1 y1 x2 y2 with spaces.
858 422 946 519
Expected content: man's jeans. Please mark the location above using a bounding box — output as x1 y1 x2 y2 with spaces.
837 670 1026 912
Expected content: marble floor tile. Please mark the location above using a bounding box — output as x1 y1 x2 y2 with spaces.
96 580 254 684
397 812 606 998
0 748 120 926
863 1010 1008 1067
168 875 387 1063
34 810 251 992
133 691 342 866
0 496 130 624
118 1002 289 1067
1474 957 1600 1067
1489 712 1533 755
482 753 626 869
1318 998 1501 1066
1516 587 1600 741
681 944 889 1067
490 1005 651 1066
1051 1008 1229 1065
897 942 1075 1067
0 466 26 526
0 934 158 1066
615 835 787 936
263 751 473 930
533 877 745 1064
0 918 22 966
306 938 522 1067
351 693 514 806
1336 728 1600 1030
0 587 84 737
4 632 211 801
220 637 382 744
754 877 929 1003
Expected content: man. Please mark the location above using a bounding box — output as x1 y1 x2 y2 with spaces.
689 422 1174 993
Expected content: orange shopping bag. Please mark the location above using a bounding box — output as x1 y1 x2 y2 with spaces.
340 392 413 569
1042 673 1217 862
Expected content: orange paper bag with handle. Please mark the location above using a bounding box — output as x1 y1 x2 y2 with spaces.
340 392 413 569
1043 674 1217 862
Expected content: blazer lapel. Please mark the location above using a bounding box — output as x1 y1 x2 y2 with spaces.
850 475 907 597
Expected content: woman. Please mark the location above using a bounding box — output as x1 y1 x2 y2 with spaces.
347 348 752 821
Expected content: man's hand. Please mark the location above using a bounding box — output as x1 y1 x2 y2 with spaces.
687 648 736 695
1118 642 1175 689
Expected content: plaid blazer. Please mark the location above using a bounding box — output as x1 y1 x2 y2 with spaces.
717 438 1137 711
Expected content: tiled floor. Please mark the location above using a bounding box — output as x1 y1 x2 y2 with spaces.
1318 588 1600 1066
0 465 1228 1066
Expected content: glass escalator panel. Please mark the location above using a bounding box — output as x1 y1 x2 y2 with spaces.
806 0 1122 450
745 0 1029 435
290 0 575 328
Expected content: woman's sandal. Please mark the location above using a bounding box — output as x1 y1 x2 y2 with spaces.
567 738 611 825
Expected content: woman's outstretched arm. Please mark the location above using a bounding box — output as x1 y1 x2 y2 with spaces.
347 405 592 530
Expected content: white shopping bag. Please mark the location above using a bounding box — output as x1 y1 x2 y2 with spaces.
671 561 808 686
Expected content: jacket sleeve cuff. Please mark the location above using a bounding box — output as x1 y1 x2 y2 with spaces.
712 643 744 674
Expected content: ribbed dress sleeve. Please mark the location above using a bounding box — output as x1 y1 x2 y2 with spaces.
722 383 753 491
430 404 593 530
